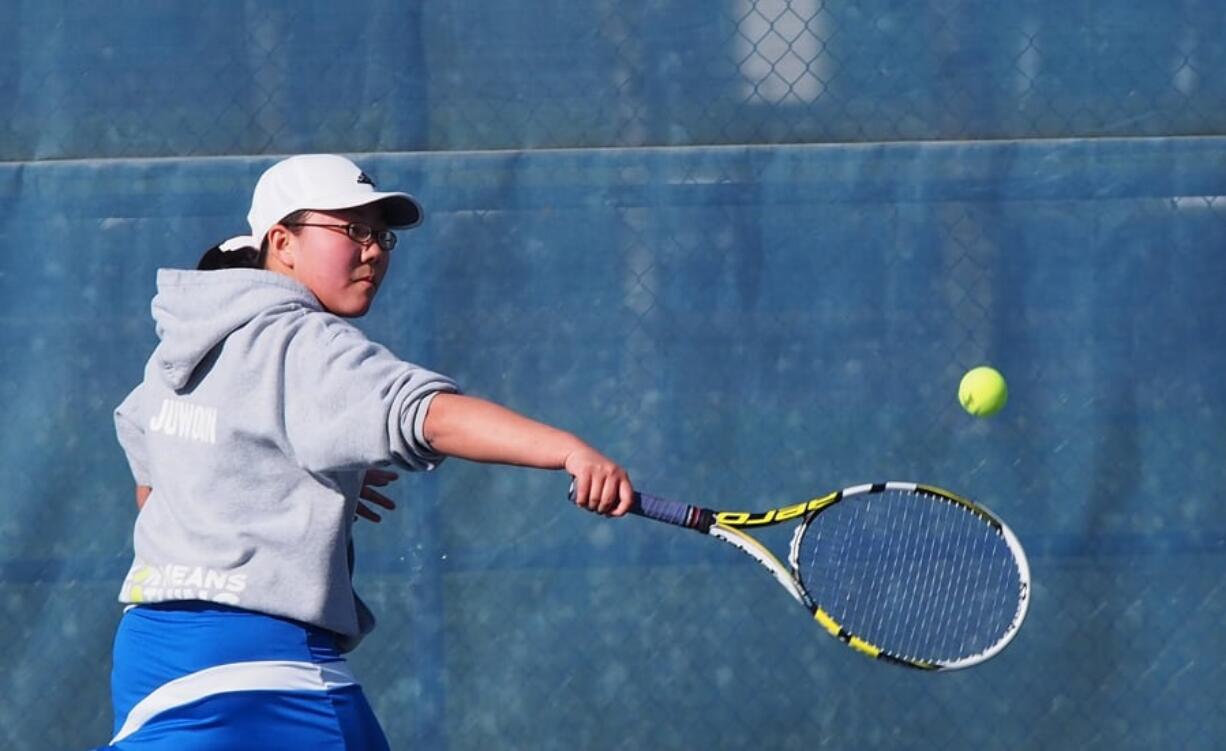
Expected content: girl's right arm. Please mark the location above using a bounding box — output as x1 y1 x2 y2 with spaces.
423 393 634 517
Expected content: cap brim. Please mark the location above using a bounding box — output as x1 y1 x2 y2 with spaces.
374 193 423 228
307 192 423 229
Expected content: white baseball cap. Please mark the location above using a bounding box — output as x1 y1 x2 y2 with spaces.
219 154 423 252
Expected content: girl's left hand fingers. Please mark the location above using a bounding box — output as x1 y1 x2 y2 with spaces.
355 503 382 523
364 469 399 487
360 486 396 511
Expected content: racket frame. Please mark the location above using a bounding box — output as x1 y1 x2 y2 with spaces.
634 481 1031 671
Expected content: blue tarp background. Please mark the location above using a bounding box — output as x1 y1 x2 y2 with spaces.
1 3 1224 749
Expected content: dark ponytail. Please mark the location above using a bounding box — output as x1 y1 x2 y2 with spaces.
196 244 265 270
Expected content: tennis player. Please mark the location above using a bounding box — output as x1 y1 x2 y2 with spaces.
100 154 634 749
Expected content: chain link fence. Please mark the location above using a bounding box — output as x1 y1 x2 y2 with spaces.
2 1 1226 749
2 1 1226 160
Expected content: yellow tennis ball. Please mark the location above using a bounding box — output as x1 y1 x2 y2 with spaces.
959 366 1008 417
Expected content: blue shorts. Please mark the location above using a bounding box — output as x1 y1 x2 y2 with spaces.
98 601 388 750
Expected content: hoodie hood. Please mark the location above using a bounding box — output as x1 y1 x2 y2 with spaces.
151 268 321 390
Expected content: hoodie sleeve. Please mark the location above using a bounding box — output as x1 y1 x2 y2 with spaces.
114 383 152 486
281 314 460 473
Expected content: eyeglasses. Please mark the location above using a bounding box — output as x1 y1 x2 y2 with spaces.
283 222 398 251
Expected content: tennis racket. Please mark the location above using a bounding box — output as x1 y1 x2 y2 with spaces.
626 481 1030 671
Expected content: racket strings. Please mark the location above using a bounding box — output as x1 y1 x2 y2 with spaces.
798 488 1021 663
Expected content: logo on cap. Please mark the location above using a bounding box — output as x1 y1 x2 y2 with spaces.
357 172 375 186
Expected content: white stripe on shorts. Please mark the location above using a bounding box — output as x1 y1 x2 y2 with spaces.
111 659 357 744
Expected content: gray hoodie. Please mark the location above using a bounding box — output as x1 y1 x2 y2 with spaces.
114 268 458 649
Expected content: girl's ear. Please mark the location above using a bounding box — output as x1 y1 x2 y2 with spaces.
266 225 296 269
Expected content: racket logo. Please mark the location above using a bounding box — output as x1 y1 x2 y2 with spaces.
715 492 838 527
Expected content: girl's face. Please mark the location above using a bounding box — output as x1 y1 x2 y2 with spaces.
268 204 393 317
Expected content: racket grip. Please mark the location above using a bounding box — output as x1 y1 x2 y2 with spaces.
631 492 714 533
